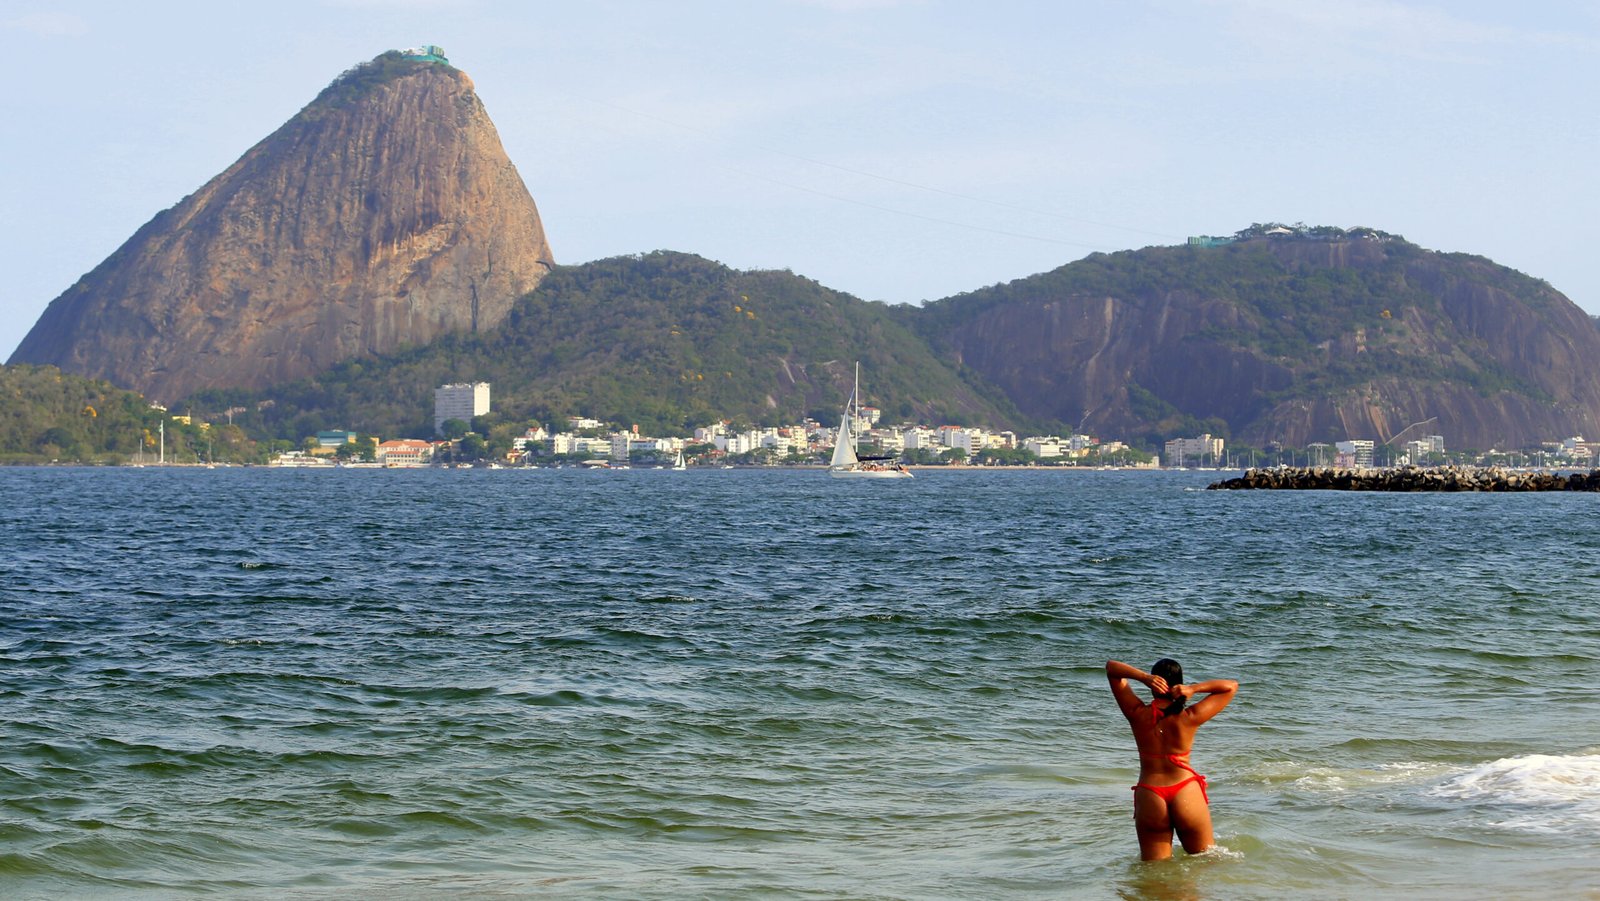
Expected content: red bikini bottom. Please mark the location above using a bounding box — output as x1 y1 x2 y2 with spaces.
1131 755 1209 805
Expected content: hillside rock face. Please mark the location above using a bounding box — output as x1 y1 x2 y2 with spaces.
11 54 553 402
918 236 1600 449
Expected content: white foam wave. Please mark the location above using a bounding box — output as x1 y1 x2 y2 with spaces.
1431 752 1600 833
1249 759 1453 792
1191 843 1243 861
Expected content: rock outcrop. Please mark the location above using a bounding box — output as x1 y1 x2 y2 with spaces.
10 52 553 403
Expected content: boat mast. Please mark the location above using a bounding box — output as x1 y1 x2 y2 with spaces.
852 362 860 454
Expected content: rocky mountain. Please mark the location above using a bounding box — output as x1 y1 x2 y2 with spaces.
10 51 553 404
906 228 1600 450
202 251 1023 441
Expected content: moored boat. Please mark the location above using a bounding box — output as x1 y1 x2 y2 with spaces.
829 363 912 480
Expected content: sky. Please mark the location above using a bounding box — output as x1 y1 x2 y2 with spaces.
3 1 1597 360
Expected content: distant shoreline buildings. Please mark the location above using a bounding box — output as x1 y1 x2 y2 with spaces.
255 381 1600 472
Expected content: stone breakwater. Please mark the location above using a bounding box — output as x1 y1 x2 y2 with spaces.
1207 466 1600 492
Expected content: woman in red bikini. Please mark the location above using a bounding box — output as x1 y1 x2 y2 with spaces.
1106 658 1238 860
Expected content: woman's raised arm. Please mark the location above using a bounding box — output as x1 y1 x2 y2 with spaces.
1106 660 1157 717
1179 678 1238 724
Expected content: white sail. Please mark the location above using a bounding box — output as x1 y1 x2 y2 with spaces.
827 363 911 478
830 413 859 468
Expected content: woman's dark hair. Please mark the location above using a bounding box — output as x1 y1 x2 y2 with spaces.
1151 658 1184 716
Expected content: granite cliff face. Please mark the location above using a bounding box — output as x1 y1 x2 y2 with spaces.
11 53 553 402
914 235 1600 450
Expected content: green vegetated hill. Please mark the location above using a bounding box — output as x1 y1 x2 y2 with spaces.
29 225 1600 454
905 227 1600 449
0 364 261 464
197 252 1024 440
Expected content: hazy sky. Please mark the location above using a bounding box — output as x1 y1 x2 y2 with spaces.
3 1 1597 359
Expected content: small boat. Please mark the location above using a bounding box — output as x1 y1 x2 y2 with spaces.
672 449 687 471
829 363 912 480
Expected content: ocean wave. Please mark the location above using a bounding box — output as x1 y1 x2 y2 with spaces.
1247 759 1455 792
1431 752 1600 833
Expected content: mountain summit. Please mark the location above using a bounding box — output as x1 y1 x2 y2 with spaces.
11 50 554 402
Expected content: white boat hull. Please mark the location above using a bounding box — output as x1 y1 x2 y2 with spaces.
829 466 913 479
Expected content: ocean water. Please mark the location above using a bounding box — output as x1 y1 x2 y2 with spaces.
1 467 1597 900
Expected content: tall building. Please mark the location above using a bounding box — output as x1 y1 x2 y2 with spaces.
1335 439 1375 468
1164 434 1223 467
434 382 490 435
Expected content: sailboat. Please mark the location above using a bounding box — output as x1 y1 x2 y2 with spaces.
672 449 687 470
829 363 912 479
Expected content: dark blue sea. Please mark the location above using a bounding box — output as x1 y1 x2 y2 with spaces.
2 467 1598 899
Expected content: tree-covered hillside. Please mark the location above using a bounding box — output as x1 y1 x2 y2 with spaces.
904 226 1600 448
0 365 262 464
193 252 1024 441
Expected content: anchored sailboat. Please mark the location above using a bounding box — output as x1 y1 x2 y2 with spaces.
829 363 912 479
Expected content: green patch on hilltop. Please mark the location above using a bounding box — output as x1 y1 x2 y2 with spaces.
310 51 453 112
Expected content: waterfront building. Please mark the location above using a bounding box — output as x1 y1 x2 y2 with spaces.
936 426 977 454
434 382 490 435
869 429 906 453
316 430 358 448
1025 437 1062 458
1165 434 1223 467
1336 439 1376 468
512 426 550 453
375 439 434 467
609 433 632 461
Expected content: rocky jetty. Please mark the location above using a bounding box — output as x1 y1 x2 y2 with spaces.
1208 466 1600 492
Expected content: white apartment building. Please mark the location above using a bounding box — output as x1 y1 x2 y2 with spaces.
610 433 634 461
434 382 490 435
1025 437 1062 458
869 429 906 452
937 426 975 454
548 433 610 457
1164 434 1223 467
1335 439 1375 468
718 431 767 455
